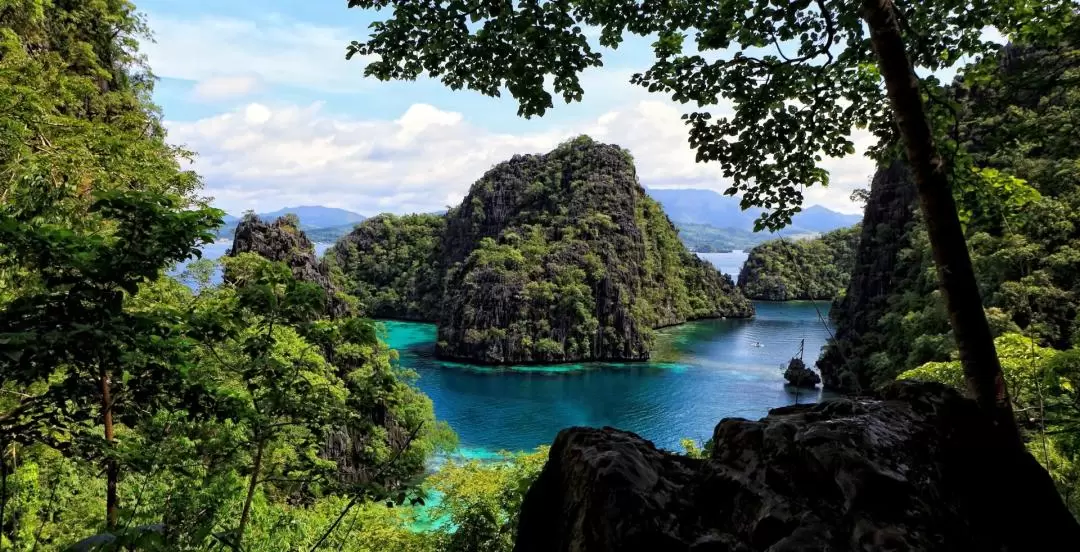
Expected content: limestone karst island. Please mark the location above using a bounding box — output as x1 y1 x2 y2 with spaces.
2 1 1079 550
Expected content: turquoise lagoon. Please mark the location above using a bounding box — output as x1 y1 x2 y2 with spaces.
384 300 833 457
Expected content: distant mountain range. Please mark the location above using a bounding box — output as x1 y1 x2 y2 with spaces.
214 192 860 251
673 222 770 253
216 206 367 238
646 188 861 234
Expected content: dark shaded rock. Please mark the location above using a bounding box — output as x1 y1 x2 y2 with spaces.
435 136 754 364
228 214 350 318
515 381 1079 551
782 358 820 389
816 161 918 392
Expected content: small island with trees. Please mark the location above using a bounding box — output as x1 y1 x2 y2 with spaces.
331 137 754 364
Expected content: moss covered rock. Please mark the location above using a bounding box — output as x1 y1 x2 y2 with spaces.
435 136 753 363
333 137 753 363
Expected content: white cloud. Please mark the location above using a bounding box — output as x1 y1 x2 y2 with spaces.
192 74 262 101
167 100 874 216
142 13 372 93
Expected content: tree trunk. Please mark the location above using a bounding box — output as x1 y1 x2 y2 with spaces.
101 367 119 530
1 439 8 540
236 438 265 548
859 0 1019 444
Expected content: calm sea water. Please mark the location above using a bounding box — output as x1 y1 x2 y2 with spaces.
384 300 833 457
697 250 750 278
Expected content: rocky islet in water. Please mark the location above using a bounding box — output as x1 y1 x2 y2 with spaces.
331 136 754 364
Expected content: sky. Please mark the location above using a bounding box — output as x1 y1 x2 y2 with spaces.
139 0 881 217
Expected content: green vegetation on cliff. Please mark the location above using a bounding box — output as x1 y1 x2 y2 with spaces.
0 3 469 548
329 213 445 321
819 28 1080 393
737 226 860 301
332 137 753 364
437 137 753 363
817 26 1080 517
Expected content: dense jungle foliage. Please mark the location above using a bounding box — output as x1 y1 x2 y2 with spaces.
0 2 543 549
736 226 860 301
330 214 446 321
819 23 1080 392
815 20 1080 518
435 137 753 363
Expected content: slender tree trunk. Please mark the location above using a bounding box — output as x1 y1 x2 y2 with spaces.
859 0 1019 444
237 438 265 548
100 367 119 530
1 439 8 541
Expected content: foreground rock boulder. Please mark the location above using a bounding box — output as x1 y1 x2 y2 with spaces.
515 381 1079 551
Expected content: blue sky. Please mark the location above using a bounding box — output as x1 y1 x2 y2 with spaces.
139 0 877 217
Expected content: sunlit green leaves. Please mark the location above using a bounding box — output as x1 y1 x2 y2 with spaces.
955 167 1041 230
345 0 1073 230
899 332 1055 408
429 447 549 552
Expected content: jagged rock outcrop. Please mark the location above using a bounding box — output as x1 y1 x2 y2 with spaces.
515 381 1079 551
783 358 820 389
816 161 918 392
435 136 754 363
330 137 753 364
228 214 350 318
817 32 1080 392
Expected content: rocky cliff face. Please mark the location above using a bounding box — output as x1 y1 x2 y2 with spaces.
228 214 350 318
816 33 1080 392
816 162 918 392
515 381 1079 551
435 136 753 363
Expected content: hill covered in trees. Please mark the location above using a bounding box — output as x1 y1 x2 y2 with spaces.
736 226 860 301
673 222 770 252
331 137 753 363
330 213 446 321
813 24 1080 514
